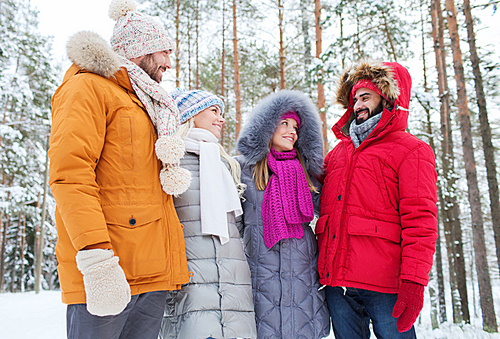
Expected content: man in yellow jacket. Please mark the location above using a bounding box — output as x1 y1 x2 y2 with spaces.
48 1 191 338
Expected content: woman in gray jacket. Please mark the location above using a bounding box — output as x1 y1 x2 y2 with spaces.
160 89 257 339
236 90 330 339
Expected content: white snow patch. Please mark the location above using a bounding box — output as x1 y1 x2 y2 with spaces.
0 290 65 339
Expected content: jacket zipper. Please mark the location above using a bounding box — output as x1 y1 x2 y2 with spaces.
331 110 397 283
334 144 357 283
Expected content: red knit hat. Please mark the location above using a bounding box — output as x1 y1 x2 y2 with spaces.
351 79 388 102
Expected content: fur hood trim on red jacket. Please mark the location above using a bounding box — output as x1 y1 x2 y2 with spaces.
336 59 400 109
66 31 122 79
333 61 412 140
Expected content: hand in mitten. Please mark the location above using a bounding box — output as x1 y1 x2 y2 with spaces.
76 249 131 316
392 280 424 332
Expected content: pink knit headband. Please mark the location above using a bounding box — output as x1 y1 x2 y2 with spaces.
280 111 301 131
351 79 387 102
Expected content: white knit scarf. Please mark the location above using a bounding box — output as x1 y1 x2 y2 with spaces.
120 57 190 195
183 128 243 245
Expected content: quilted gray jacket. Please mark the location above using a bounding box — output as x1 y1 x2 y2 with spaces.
159 152 257 339
237 158 330 339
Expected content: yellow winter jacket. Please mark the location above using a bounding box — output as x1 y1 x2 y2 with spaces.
49 59 189 304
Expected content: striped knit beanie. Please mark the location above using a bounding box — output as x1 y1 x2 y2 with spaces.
109 0 174 59
170 88 225 123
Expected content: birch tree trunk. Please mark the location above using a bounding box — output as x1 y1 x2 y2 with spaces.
463 0 500 277
430 0 469 324
445 0 497 332
233 0 242 140
314 0 327 154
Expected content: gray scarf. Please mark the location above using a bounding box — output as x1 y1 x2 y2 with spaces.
349 113 382 148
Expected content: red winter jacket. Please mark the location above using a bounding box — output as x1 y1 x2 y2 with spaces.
317 61 437 294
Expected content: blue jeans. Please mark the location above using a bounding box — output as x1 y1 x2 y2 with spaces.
67 291 168 339
325 286 417 339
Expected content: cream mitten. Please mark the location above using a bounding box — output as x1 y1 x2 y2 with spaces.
76 249 131 316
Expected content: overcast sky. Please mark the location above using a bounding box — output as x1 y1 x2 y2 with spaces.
33 0 115 67
32 0 500 104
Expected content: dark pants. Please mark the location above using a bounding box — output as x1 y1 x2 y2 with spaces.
325 286 417 339
67 291 168 339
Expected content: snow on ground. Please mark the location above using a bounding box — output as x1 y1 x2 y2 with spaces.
0 291 65 339
1 290 500 338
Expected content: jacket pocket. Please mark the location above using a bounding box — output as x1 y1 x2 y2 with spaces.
348 215 401 243
372 159 396 211
102 204 167 278
346 215 401 289
315 215 330 280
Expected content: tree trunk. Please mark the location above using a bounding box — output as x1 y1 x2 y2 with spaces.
435 209 447 324
339 14 345 69
314 0 327 154
188 20 192 90
0 210 5 291
221 0 227 150
463 0 500 277
278 0 285 89
233 0 242 140
35 135 50 294
195 0 200 89
10 220 19 292
430 0 469 324
381 11 397 62
175 0 180 87
20 212 25 292
300 0 312 94
418 3 438 326
445 0 497 332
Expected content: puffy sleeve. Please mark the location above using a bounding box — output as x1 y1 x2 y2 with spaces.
48 75 110 251
398 142 438 285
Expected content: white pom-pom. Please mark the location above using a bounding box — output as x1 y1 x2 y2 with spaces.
155 135 185 164
108 0 138 21
160 165 191 196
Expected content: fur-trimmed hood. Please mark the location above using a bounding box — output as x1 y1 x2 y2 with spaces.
66 31 122 79
333 60 412 141
236 90 324 177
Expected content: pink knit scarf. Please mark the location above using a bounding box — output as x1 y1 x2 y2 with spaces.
262 147 314 248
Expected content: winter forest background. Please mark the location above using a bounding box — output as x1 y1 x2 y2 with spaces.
1 0 500 336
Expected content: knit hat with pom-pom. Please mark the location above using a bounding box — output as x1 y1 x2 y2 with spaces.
109 0 174 59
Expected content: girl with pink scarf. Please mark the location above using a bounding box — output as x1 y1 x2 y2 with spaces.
236 90 330 339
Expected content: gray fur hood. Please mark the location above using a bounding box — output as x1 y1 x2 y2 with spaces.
236 90 324 177
66 31 122 78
